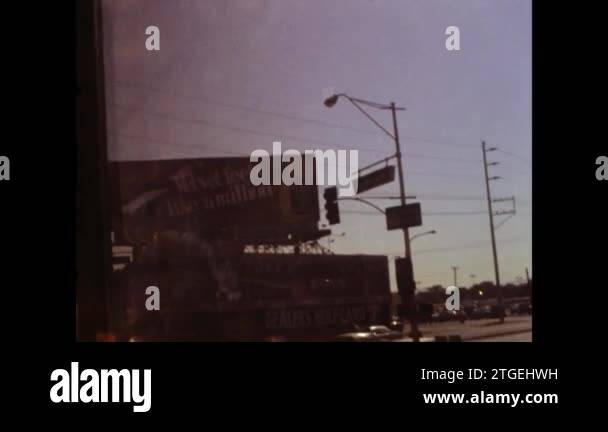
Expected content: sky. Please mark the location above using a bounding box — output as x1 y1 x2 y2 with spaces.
102 0 532 291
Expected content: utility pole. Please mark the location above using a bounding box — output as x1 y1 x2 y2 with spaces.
451 266 459 287
482 141 504 323
525 267 531 300
391 102 420 340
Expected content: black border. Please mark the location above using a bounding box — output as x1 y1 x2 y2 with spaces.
4 0 604 417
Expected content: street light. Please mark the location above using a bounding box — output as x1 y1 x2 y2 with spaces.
410 229 437 242
324 93 421 340
324 94 340 108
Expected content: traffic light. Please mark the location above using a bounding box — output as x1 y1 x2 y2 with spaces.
323 186 340 225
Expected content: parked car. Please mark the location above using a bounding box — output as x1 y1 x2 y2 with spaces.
417 302 434 323
466 305 489 320
334 330 374 342
368 325 403 340
489 304 506 319
511 302 532 315
434 308 466 323
335 325 402 341
477 305 493 319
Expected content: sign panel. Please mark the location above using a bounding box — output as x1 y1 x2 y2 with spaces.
386 202 422 230
108 157 320 243
354 165 395 195
114 253 391 340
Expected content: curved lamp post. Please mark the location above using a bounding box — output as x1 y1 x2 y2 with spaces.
410 229 437 242
324 93 423 339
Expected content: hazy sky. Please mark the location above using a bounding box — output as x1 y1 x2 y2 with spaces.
103 0 531 291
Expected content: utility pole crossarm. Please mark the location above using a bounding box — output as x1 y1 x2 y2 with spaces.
494 210 516 216
492 196 515 203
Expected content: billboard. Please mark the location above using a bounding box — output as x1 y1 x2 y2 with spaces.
109 157 320 244
112 253 391 340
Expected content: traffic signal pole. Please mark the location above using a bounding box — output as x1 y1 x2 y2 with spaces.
391 103 420 340
323 94 421 340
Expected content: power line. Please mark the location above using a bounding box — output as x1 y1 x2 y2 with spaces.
113 80 380 136
387 237 528 256
407 154 480 163
112 80 485 151
399 134 478 149
109 133 530 193
109 132 247 157
415 194 486 201
415 194 530 206
404 171 480 181
346 192 531 206
495 162 531 176
109 105 484 163
111 104 387 154
342 210 487 216
497 149 531 165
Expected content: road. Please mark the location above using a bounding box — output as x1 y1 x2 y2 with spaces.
475 331 532 342
395 315 532 342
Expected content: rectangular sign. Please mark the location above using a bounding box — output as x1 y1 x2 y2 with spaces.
115 254 391 340
386 202 422 230
354 165 395 195
108 157 320 244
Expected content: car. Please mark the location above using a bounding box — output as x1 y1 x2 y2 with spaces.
434 309 466 323
334 325 402 342
334 332 373 342
511 302 532 315
476 305 493 319
454 310 467 323
434 309 452 322
489 304 506 319
466 305 488 320
368 325 403 340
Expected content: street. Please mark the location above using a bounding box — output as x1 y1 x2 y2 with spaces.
394 316 532 342
476 331 532 342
